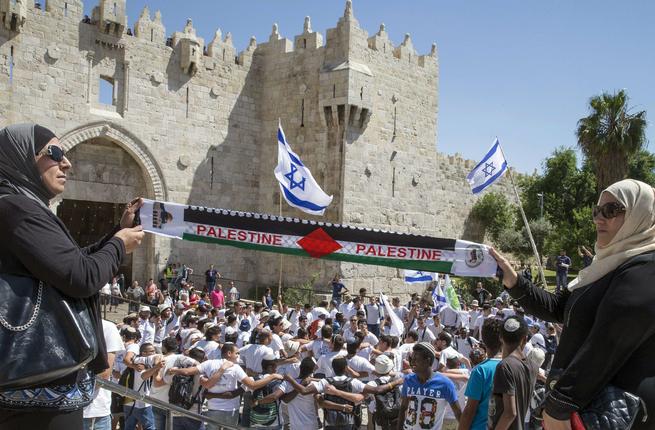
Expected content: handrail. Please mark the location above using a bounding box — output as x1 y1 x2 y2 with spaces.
96 378 282 430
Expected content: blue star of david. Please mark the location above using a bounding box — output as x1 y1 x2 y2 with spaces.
284 163 306 191
482 162 496 178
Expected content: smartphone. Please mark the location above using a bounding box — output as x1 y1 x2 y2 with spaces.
133 208 141 227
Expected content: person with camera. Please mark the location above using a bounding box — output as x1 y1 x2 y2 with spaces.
491 179 655 430
0 124 145 428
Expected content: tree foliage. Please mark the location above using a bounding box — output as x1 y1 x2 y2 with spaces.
577 90 647 192
469 191 515 242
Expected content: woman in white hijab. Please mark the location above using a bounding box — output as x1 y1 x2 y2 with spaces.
492 179 655 430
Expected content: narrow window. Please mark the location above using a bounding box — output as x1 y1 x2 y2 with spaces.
150 28 154 42
186 87 190 118
210 156 214 189
332 84 336 98
360 87 363 100
9 46 14 84
408 54 411 63
64 2 68 16
113 2 117 16
222 48 225 61
393 106 397 138
300 98 305 127
383 43 386 53
303 39 306 49
99 76 115 106
392 167 396 197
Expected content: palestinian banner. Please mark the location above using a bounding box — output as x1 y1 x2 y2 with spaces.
140 199 498 277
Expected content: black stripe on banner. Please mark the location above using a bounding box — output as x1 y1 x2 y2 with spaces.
183 206 456 250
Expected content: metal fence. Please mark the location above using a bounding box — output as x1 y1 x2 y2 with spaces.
96 378 283 430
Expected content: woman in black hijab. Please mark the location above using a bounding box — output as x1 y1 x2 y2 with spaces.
0 124 145 428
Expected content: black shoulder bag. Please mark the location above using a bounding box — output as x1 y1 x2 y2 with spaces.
0 273 98 391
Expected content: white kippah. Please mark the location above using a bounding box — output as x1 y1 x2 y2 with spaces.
504 318 521 332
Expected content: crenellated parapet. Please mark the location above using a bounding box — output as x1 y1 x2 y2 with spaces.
134 7 165 44
237 36 257 67
92 0 127 37
207 29 237 63
0 0 26 32
294 16 323 51
172 18 204 75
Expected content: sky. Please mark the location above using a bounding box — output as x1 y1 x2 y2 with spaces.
89 0 655 174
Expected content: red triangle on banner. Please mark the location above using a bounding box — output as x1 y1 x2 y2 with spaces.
297 228 342 258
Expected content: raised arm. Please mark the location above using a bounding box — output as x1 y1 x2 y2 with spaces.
241 373 283 391
283 374 319 395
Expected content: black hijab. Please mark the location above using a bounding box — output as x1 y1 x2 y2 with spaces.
0 123 57 206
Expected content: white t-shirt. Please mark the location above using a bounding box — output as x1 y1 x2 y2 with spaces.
129 355 158 408
277 361 301 380
365 303 381 325
363 332 379 346
455 337 479 360
150 354 198 403
417 327 436 343
270 333 284 358
240 343 274 374
439 307 462 328
83 320 124 418
310 339 331 357
194 340 220 359
398 342 416 363
342 326 358 343
393 305 409 322
101 283 111 295
348 355 376 382
278 380 320 430
138 319 156 345
237 331 251 348
340 302 355 320
315 375 366 394
530 333 546 350
438 346 463 370
197 359 248 411
316 350 347 377
444 368 469 420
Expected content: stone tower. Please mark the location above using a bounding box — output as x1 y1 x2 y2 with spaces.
0 0 511 296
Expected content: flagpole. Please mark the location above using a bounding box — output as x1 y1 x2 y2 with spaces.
500 145 548 288
278 188 283 300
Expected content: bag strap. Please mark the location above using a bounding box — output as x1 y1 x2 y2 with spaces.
0 278 44 332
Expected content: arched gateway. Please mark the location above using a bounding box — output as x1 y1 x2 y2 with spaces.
52 121 167 286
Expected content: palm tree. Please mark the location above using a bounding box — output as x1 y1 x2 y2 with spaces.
576 90 647 192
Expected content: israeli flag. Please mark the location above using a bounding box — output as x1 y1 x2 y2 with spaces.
404 270 435 283
274 122 333 215
466 138 508 194
432 280 448 314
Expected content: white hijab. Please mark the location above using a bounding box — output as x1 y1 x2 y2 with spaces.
568 179 655 291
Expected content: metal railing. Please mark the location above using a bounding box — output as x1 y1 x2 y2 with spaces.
96 378 282 430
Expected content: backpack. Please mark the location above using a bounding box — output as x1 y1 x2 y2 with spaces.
169 373 202 412
545 335 557 354
249 377 282 426
373 378 401 429
323 377 360 429
110 367 135 413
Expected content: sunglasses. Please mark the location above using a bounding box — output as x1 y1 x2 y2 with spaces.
40 145 67 162
592 202 625 219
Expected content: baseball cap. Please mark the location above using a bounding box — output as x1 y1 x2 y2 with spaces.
283 340 300 356
175 303 186 310
239 320 251 331
260 311 270 320
281 319 292 331
139 305 151 313
374 354 394 375
269 310 281 319
471 300 479 306
157 304 171 313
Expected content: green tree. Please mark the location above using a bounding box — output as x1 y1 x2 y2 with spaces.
469 191 516 242
627 149 655 186
577 90 647 192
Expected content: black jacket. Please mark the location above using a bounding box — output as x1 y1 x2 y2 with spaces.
0 189 125 381
509 252 655 427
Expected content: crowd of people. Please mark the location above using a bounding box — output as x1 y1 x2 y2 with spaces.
88 269 561 430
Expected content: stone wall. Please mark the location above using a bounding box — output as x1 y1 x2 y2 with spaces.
0 0 515 300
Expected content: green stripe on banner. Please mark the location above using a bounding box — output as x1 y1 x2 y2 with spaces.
183 233 454 273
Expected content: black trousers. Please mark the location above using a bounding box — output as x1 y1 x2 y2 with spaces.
0 408 83 430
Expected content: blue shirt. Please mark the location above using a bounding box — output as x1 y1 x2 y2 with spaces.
331 282 346 298
464 358 501 430
401 372 457 430
556 255 571 274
